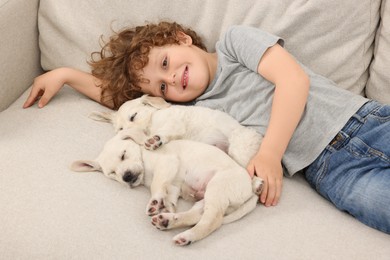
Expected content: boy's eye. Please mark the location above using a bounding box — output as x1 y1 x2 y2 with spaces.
162 57 168 69
160 82 167 94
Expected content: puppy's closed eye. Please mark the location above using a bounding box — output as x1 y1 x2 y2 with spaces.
121 151 126 161
129 113 137 122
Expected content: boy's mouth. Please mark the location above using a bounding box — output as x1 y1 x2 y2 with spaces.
182 66 189 90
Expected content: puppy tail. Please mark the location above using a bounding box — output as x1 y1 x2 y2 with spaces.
222 195 258 224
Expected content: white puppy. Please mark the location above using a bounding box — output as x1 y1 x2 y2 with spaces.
71 128 263 246
90 94 262 168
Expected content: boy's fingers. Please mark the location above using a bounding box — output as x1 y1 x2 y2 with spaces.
246 164 255 178
275 179 283 205
38 92 53 108
271 179 282 206
23 92 38 108
260 180 268 204
265 179 276 206
23 92 35 108
23 88 42 108
23 97 34 108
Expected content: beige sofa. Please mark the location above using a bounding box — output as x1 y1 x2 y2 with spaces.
1 0 389 259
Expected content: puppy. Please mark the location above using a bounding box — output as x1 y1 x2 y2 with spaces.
71 128 263 246
90 94 262 168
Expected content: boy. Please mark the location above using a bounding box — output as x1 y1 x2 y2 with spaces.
23 21 390 234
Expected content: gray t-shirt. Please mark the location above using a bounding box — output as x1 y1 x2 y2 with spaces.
194 25 368 176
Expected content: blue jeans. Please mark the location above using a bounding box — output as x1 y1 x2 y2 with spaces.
304 100 390 234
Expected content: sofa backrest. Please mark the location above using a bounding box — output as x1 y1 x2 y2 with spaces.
38 0 388 102
367 0 390 103
0 0 42 111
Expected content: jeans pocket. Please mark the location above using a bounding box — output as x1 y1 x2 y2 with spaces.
346 137 390 164
370 104 390 122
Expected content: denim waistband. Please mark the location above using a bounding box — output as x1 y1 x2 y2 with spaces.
328 100 381 150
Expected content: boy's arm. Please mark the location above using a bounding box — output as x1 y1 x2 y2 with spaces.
23 67 109 108
247 44 310 207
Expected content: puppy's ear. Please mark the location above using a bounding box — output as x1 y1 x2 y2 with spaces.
120 127 147 145
70 160 102 172
141 94 171 109
89 111 115 123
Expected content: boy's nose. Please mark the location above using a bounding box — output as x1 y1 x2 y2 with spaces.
165 72 176 86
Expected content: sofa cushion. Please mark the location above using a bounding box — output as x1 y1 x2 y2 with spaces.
366 0 390 104
38 0 380 97
1 87 390 259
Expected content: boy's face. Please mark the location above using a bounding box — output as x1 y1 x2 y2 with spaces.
139 35 216 102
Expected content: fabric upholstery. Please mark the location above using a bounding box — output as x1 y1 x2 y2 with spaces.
0 0 42 111
1 0 390 259
367 0 390 103
39 0 380 96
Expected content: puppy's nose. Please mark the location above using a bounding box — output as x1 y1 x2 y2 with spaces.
123 171 138 184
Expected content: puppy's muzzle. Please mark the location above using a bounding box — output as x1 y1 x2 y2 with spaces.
122 171 139 185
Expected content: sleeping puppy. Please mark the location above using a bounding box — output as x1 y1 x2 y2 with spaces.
71 128 263 246
89 94 262 168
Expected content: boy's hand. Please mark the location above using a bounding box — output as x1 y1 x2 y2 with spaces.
23 68 66 108
247 151 283 207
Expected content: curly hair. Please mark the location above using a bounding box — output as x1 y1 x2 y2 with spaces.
89 21 207 109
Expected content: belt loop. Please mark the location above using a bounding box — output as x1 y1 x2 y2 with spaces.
329 133 343 147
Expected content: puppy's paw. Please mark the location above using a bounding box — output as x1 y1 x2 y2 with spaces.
173 230 195 246
252 176 264 196
151 213 177 230
144 135 163 150
162 201 176 214
146 198 165 216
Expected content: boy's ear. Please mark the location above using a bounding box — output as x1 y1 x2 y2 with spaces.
177 31 192 45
